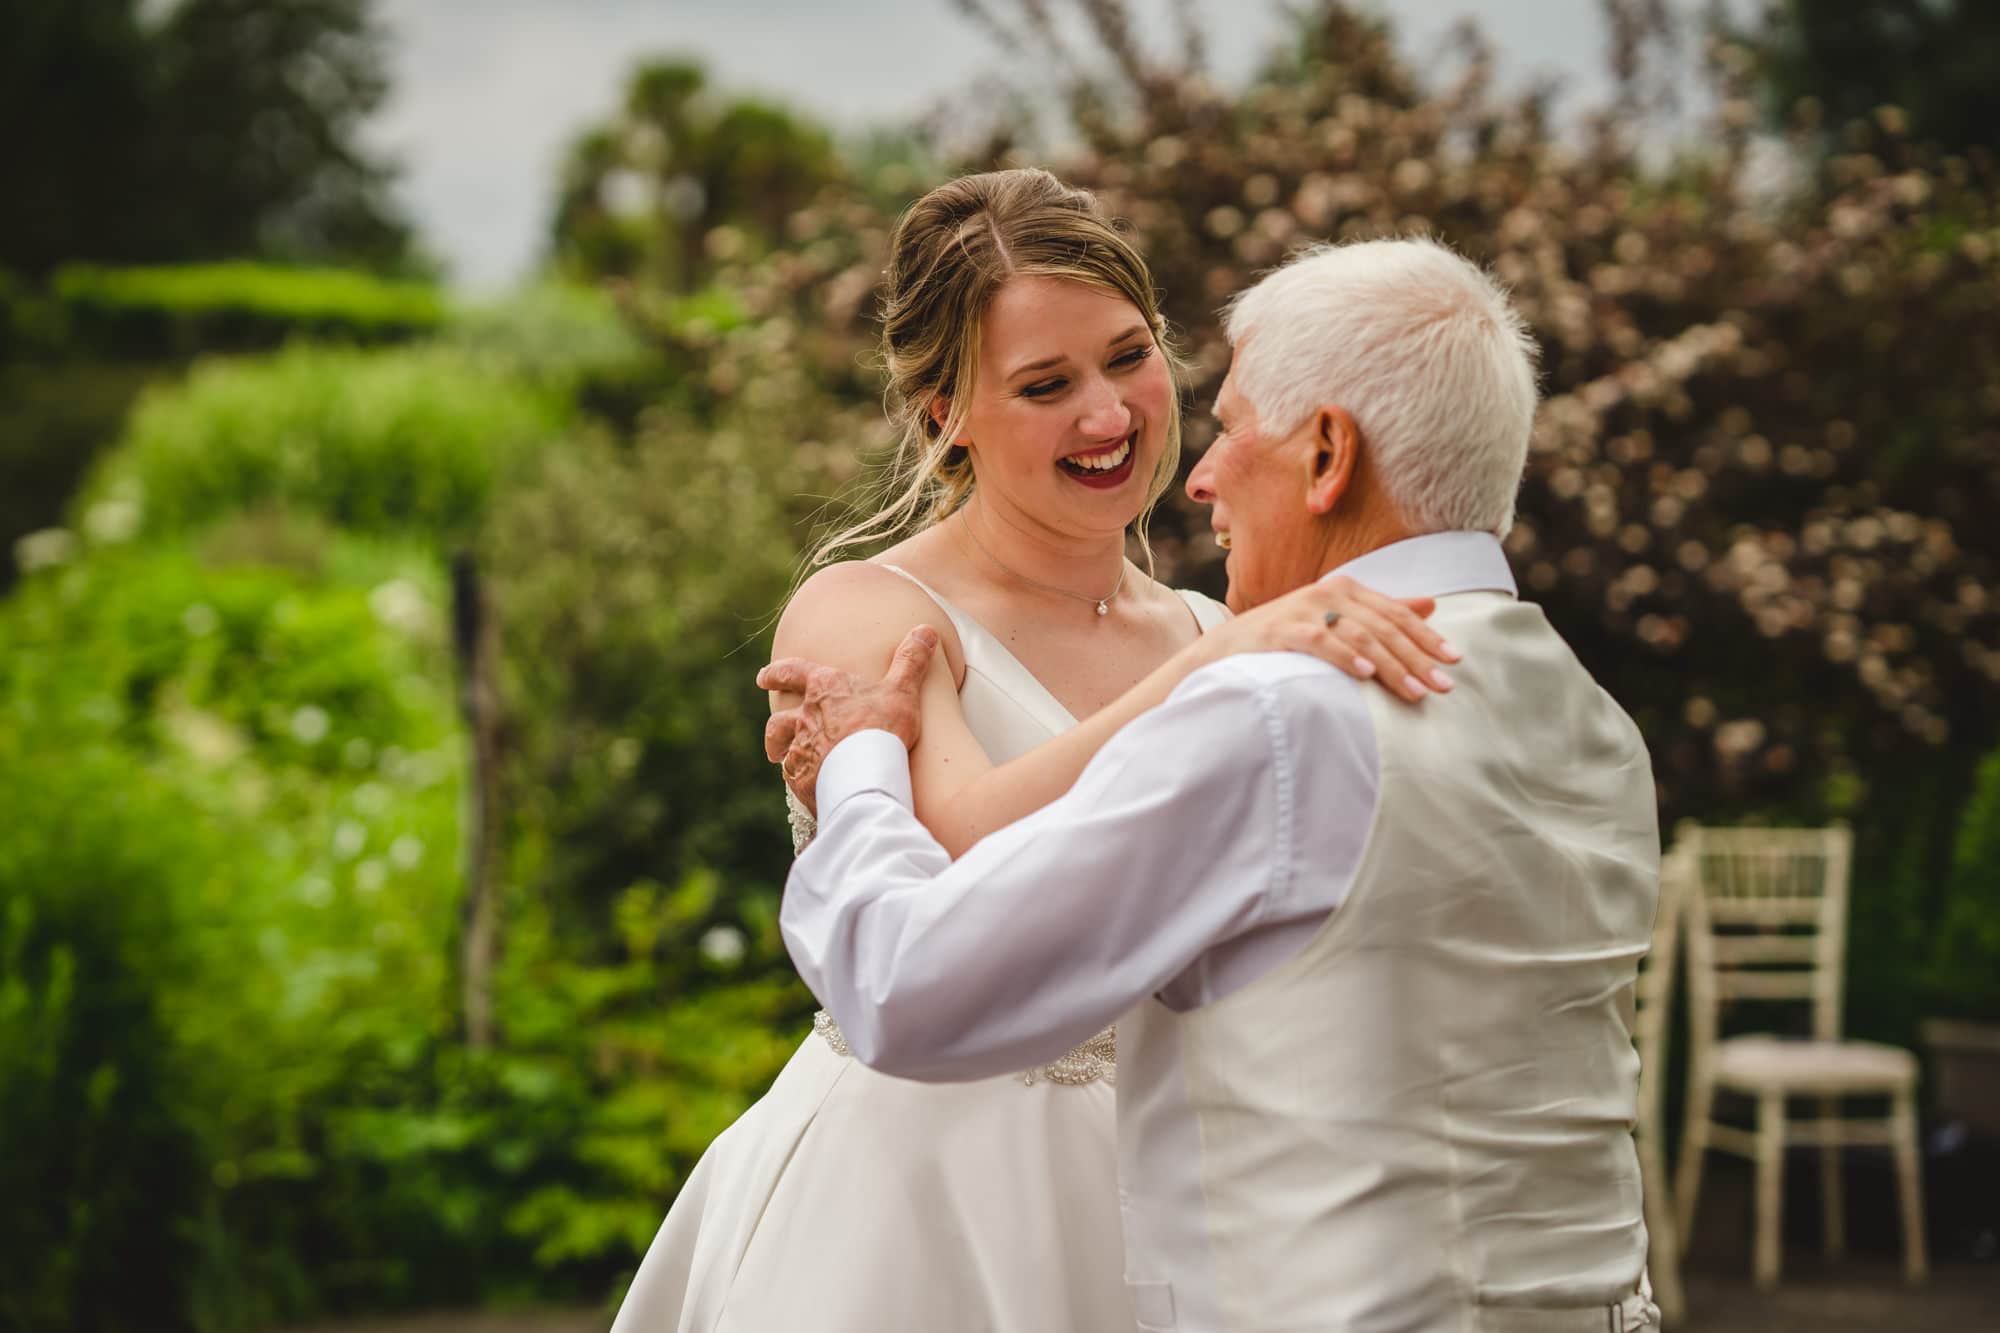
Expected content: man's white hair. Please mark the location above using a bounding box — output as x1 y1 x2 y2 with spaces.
1223 237 1538 536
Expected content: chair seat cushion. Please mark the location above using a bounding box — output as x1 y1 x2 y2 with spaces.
1711 1035 1918 1093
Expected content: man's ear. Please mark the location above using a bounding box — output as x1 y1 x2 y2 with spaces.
1305 405 1359 516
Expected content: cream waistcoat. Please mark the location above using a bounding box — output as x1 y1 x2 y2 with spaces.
1116 591 1660 1333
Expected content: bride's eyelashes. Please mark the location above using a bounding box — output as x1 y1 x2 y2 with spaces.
1017 344 1155 400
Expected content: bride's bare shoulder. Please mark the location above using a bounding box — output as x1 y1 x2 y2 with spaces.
1170 584 1233 631
774 559 966 681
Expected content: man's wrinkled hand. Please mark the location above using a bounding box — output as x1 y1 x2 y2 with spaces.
756 625 940 815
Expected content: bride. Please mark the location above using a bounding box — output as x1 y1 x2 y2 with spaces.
611 168 1455 1332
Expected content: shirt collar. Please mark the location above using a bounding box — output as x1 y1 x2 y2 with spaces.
1319 530 1517 601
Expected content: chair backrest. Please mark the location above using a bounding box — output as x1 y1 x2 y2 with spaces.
1675 821 1853 1062
1633 844 1687 1140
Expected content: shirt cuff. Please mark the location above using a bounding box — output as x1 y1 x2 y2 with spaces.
815 729 915 817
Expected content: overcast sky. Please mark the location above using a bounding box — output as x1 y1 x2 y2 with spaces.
366 1 1640 291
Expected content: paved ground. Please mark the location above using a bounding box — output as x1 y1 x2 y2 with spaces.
282 1161 2000 1333
1680 1260 1999 1330
283 1137 2000 1331
1667 1148 2000 1329
283 1258 1999 1333
283 1314 604 1333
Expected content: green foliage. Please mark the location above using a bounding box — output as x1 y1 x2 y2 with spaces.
2 262 452 586
1931 746 2000 1020
550 58 841 289
3 381 824 1325
0 0 154 276
1733 0 2000 154
0 737 208 1333
458 330 857 1293
0 358 159 588
455 888 804 1284
0 266 61 359
448 283 646 387
50 262 448 357
483 400 847 942
0 533 466 1330
189 886 809 1320
443 282 669 429
81 343 571 545
1844 760 1970 1039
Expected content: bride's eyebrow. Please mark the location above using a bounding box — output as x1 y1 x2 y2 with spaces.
1005 324 1151 379
1006 350 1070 378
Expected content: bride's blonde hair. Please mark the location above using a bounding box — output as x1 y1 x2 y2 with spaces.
807 168 1187 570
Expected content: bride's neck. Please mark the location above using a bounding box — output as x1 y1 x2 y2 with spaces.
952 498 1128 601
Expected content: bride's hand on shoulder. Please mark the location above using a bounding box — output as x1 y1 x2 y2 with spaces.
1200 577 1459 704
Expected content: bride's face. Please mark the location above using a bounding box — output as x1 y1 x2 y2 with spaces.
950 275 1172 537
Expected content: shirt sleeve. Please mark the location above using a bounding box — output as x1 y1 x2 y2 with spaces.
813 727 914 814
780 663 1293 1081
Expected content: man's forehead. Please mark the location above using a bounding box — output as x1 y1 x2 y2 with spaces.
1213 359 1249 416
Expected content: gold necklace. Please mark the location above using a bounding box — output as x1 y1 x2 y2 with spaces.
962 519 1127 617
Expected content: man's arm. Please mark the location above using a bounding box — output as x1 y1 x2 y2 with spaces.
780 664 1292 1082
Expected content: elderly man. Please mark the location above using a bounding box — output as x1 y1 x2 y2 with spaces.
765 239 1661 1333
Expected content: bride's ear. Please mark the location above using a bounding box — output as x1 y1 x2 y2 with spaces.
928 396 960 446
1305 405 1359 515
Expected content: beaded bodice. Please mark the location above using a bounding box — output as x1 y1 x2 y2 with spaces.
785 784 1116 1088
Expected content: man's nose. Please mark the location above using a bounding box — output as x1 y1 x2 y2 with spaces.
1186 449 1216 504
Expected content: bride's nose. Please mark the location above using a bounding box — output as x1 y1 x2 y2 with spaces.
1075 378 1131 440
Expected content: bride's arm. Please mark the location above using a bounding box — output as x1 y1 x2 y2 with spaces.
769 563 1016 842
909 576 1448 855
771 567 1453 858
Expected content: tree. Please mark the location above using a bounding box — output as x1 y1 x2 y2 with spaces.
549 59 840 290
0 0 416 277
0 0 155 275
1734 0 2000 154
144 0 417 271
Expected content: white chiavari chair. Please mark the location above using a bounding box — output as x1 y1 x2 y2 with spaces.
1672 822 1925 1289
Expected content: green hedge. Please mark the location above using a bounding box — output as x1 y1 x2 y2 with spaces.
446 283 650 391
0 360 160 587
79 343 570 545
0 524 810 1327
0 535 469 1329
47 263 448 358
2 279 649 586
0 735 211 1332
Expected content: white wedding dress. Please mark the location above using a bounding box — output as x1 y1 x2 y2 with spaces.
611 567 1228 1333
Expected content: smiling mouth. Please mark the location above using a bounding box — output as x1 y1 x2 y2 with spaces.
1057 432 1137 484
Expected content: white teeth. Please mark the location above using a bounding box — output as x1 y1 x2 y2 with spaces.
1215 532 1232 550
1065 440 1132 473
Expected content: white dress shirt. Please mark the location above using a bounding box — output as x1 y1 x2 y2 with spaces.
780 531 1518 1082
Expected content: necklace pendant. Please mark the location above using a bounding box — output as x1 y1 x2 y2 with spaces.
1096 600 1108 616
